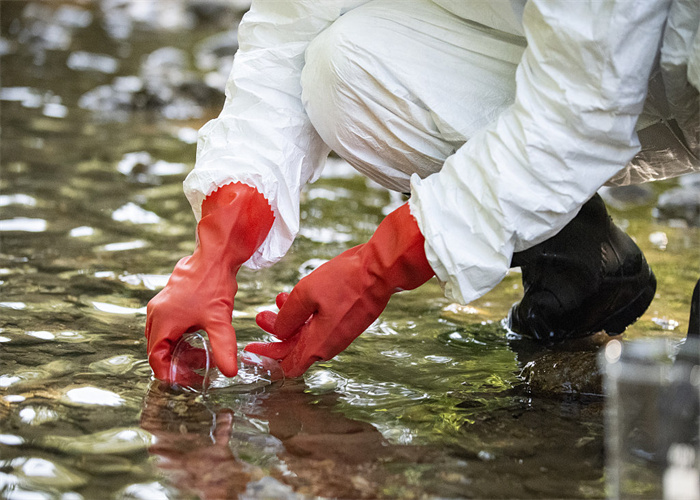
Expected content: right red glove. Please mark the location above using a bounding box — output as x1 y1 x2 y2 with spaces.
145 182 274 383
246 203 434 377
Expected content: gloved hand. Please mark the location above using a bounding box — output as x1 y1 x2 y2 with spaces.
145 182 274 382
245 203 434 377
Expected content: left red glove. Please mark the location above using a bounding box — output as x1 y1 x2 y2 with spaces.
145 182 274 383
245 203 434 377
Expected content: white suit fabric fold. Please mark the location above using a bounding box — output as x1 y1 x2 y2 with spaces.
184 1 369 269
184 0 699 305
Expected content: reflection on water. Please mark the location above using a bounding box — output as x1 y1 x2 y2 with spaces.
1 1 699 498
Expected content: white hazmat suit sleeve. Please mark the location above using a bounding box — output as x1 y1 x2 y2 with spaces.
183 1 367 269
409 0 673 305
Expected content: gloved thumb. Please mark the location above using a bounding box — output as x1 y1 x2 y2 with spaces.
206 320 239 377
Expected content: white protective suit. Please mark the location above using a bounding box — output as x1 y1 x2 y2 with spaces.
184 0 700 305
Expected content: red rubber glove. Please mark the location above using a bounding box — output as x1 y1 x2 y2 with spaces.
145 182 274 382
245 203 434 377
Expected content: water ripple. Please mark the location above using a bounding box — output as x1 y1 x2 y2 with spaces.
92 301 147 315
98 240 147 252
112 202 161 224
40 427 153 455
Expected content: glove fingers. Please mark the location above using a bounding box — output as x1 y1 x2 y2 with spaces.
255 310 278 334
280 318 361 378
206 320 239 377
275 288 315 340
275 292 289 309
146 312 187 382
244 338 296 360
148 339 177 382
280 334 323 378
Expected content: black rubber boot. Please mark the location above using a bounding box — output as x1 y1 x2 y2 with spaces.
508 193 656 341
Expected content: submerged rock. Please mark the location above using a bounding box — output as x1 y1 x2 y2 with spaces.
519 348 603 396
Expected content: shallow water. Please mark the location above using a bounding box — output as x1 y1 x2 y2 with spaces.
1 2 699 499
